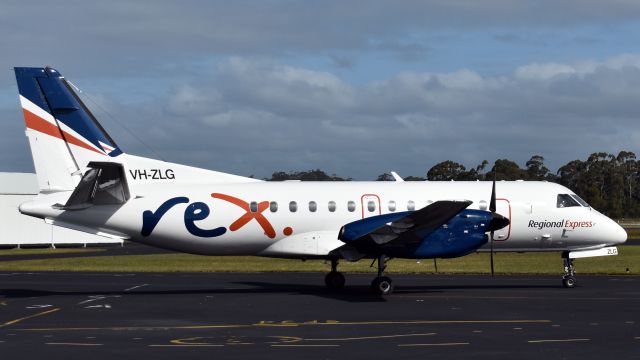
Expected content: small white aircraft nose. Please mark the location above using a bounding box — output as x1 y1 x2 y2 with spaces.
609 220 628 245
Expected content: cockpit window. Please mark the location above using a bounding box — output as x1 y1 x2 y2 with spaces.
571 194 590 207
557 194 580 208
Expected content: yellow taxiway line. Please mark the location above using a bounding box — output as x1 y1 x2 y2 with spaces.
14 319 551 332
0 308 60 328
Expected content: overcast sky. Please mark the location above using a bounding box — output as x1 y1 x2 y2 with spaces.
1 0 640 179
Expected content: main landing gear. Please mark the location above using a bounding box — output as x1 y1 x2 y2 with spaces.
324 256 395 295
371 255 394 296
325 259 345 290
562 252 577 288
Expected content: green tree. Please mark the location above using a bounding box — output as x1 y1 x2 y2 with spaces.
557 159 586 191
525 155 551 180
375 173 395 181
616 151 638 216
267 169 351 181
404 175 426 181
492 159 526 181
427 160 467 181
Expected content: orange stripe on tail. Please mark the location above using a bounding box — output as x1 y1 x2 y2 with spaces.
23 109 104 155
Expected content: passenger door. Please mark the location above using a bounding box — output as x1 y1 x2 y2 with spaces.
360 194 381 219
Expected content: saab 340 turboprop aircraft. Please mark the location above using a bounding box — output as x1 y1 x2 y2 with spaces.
13 67 627 295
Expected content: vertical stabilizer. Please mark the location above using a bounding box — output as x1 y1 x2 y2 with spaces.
14 67 122 192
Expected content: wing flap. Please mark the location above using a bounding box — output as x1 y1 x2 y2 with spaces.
342 200 473 247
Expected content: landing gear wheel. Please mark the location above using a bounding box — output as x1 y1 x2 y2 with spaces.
561 253 577 289
371 276 394 295
325 271 345 290
562 276 576 288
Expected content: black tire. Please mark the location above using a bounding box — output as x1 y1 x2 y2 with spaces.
325 271 345 289
562 276 576 288
371 276 394 295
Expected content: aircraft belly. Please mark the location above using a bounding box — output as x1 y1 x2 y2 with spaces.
131 233 271 255
258 230 343 257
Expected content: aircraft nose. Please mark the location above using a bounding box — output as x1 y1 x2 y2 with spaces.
610 221 628 245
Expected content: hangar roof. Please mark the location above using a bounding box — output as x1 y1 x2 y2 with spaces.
0 172 38 195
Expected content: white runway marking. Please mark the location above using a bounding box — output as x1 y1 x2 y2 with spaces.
124 284 149 291
26 304 52 309
84 304 111 309
528 338 590 343
78 296 106 305
78 295 120 305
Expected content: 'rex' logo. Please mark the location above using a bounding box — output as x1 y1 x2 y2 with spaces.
211 193 276 238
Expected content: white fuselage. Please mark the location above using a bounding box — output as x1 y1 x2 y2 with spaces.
20 178 628 259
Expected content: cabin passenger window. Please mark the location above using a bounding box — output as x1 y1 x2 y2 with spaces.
557 194 580 208
270 201 278 212
250 201 258 213
309 201 317 212
388 200 396 212
407 200 415 211
347 201 356 212
367 201 376 212
328 201 336 212
289 201 298 212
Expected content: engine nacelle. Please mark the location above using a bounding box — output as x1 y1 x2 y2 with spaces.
339 211 412 242
339 209 495 259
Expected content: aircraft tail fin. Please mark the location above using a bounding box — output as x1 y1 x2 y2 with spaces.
14 67 122 192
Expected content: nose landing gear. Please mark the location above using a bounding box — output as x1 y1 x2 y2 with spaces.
562 252 576 288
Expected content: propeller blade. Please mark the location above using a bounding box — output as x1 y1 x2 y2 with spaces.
489 168 497 276
488 212 508 277
490 231 495 276
490 170 496 213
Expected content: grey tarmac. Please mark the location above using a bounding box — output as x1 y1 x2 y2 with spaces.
0 272 638 359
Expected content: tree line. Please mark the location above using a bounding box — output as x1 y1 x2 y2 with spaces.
265 151 640 218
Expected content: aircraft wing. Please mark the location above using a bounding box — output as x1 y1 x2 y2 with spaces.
339 200 473 249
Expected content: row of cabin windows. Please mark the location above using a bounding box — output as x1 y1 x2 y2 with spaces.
249 200 418 213
248 195 591 214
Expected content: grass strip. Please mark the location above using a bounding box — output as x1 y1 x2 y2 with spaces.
0 246 636 275
0 248 104 256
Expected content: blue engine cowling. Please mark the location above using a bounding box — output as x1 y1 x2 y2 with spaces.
339 209 495 259
339 211 414 242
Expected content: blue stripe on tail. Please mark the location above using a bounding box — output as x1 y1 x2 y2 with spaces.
14 66 122 157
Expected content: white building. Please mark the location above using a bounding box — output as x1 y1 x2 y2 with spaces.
0 172 123 248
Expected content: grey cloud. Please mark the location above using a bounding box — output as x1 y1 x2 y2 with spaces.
4 54 639 178
2 0 640 178
2 0 640 81
213 58 356 117
328 54 355 69
54 55 637 179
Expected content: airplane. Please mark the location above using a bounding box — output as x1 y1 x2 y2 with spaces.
12 66 627 295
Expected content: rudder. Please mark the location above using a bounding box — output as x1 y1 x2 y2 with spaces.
15 67 122 192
